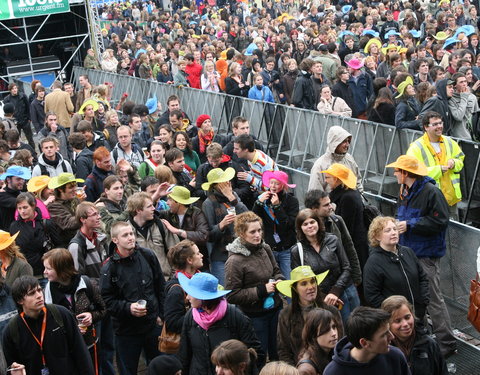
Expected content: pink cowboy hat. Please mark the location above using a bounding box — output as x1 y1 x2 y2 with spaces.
262 171 296 188
346 58 364 70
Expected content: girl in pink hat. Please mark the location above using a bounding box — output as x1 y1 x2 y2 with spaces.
252 170 299 280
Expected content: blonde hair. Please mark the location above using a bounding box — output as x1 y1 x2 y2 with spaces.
234 211 263 238
154 165 176 184
1 243 27 263
228 62 241 77
368 216 396 247
259 361 300 375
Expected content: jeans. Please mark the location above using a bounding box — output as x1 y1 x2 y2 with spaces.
251 309 280 362
209 261 225 287
97 314 115 375
273 250 291 280
115 324 161 375
339 284 361 324
419 257 457 356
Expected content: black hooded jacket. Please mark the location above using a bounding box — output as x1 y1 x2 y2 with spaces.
292 70 316 110
419 79 451 134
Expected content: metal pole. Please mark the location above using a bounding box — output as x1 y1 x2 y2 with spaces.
54 35 90 83
23 17 34 77
31 14 51 42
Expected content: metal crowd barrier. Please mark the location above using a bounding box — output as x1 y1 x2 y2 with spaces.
70 66 480 337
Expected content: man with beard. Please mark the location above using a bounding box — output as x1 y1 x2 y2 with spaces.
0 166 31 230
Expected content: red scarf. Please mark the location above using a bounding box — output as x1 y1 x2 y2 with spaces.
198 129 214 154
148 158 159 167
175 270 199 279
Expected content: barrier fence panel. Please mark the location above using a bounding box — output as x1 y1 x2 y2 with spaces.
71 66 480 338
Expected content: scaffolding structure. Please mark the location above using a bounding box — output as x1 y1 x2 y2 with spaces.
0 0 94 88
86 0 105 61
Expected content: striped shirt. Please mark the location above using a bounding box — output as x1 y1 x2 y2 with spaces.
246 150 278 191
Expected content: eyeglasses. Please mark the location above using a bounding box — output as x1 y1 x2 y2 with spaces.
427 121 443 127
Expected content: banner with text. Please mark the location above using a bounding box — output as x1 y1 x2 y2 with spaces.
0 0 70 21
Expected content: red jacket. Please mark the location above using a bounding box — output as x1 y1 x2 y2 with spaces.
185 62 203 89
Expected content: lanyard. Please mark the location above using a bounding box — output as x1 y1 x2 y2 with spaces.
20 307 47 366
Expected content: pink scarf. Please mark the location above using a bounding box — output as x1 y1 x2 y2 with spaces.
192 298 227 330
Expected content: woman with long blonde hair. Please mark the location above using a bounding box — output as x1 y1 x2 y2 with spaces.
0 231 33 287
225 62 249 97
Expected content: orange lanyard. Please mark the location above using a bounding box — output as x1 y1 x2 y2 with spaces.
20 307 47 366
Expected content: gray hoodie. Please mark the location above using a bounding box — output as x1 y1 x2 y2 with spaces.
449 91 478 140
308 126 364 192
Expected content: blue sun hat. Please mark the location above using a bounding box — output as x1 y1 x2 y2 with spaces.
135 48 147 59
362 30 379 38
178 273 231 300
0 166 31 181
409 30 421 38
454 25 475 38
341 5 352 14
145 96 158 115
338 30 355 40
384 30 400 40
443 37 460 49
244 42 257 56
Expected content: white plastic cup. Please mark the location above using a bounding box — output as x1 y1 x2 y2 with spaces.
137 299 147 308
227 207 236 216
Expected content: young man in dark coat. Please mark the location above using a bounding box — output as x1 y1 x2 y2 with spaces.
100 222 165 375
3 276 94 375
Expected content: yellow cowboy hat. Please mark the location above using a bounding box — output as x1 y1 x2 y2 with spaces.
364 38 382 54
395 76 414 98
78 99 99 115
433 31 448 41
27 176 51 193
386 155 428 176
399 47 408 55
201 167 236 191
168 186 200 205
276 266 329 298
320 164 357 189
277 12 294 22
381 44 400 55
438 0 450 6
48 173 84 190
0 231 19 251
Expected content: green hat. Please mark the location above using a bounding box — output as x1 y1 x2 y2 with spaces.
395 76 414 98
168 186 200 205
48 173 84 190
276 266 329 298
201 167 236 191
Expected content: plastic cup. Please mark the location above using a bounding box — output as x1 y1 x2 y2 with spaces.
137 299 147 309
75 187 84 199
227 207 236 216
77 316 87 334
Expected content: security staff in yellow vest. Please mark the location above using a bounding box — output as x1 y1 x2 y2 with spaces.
406 110 464 213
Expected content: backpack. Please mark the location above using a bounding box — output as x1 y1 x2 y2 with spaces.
1 117 17 132
7 304 64 348
107 246 162 300
362 195 382 229
42 218 55 250
39 160 69 176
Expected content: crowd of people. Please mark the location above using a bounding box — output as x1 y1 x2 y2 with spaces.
0 0 474 373
82 0 480 142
